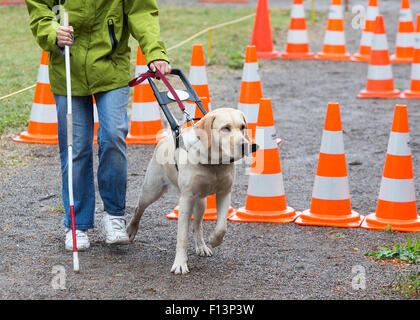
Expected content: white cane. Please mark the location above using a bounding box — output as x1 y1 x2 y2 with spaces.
63 11 79 273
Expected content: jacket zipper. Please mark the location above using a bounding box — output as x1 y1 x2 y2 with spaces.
107 18 118 65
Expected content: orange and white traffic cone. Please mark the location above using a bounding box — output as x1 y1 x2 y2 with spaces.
14 51 58 144
315 0 351 61
126 46 166 144
295 102 364 228
250 0 281 59
238 45 263 141
350 0 380 62
183 44 212 127
279 0 314 59
357 15 401 98
190 44 212 111
229 98 298 223
390 0 415 64
361 105 420 232
401 14 420 99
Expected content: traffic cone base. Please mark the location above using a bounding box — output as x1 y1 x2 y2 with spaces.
401 90 420 99
357 88 401 99
280 51 315 60
229 206 298 223
295 209 363 228
361 213 420 232
350 52 370 62
13 122 58 144
390 54 414 64
315 50 351 61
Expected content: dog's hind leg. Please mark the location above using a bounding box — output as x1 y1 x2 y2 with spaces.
193 198 213 257
209 192 231 248
127 163 168 242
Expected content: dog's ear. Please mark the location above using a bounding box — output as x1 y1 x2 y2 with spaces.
194 114 216 148
241 113 250 141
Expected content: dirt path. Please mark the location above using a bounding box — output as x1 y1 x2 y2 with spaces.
0 1 419 300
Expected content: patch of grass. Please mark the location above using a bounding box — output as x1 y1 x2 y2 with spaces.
390 272 420 298
365 236 420 264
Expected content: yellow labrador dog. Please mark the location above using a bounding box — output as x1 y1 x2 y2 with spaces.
127 108 254 274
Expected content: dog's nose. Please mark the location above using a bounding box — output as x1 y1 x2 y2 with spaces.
251 143 259 153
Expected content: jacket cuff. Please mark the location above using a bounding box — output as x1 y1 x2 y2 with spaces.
146 51 170 66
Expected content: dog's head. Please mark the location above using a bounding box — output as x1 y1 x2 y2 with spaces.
191 108 256 164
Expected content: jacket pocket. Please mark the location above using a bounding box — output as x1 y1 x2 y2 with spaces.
107 18 118 65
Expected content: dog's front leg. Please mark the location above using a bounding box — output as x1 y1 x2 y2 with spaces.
193 198 212 257
209 192 231 248
171 196 194 274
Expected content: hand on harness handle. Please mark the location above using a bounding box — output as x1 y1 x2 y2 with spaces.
149 60 171 79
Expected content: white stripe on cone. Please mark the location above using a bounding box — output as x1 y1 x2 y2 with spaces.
372 34 389 51
291 4 305 18
320 130 345 155
189 66 208 85
37 64 49 84
312 176 350 200
399 9 413 22
254 126 277 150
131 101 162 122
378 177 416 202
29 103 57 123
328 5 343 20
410 63 420 80
395 32 414 48
287 30 309 44
247 172 285 197
238 103 259 124
360 32 374 46
367 65 393 80
323 30 346 45
93 103 98 122
366 7 379 21
241 62 260 82
135 65 148 77
386 132 411 156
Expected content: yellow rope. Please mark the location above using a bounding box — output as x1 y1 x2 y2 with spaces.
0 84 36 102
0 12 255 102
167 13 255 52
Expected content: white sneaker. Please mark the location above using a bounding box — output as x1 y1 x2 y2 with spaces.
65 229 90 251
102 213 129 245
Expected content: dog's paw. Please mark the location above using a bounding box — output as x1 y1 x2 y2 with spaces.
195 244 213 257
126 222 139 242
209 231 225 248
170 259 190 275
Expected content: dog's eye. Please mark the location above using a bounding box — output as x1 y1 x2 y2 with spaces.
221 126 231 133
240 124 246 130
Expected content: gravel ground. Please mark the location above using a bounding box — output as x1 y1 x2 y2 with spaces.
1 1 420 300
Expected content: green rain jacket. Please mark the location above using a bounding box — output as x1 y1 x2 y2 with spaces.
26 0 169 96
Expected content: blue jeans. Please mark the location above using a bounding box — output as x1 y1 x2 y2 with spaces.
54 86 130 230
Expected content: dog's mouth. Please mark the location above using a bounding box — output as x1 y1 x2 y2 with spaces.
230 143 259 163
